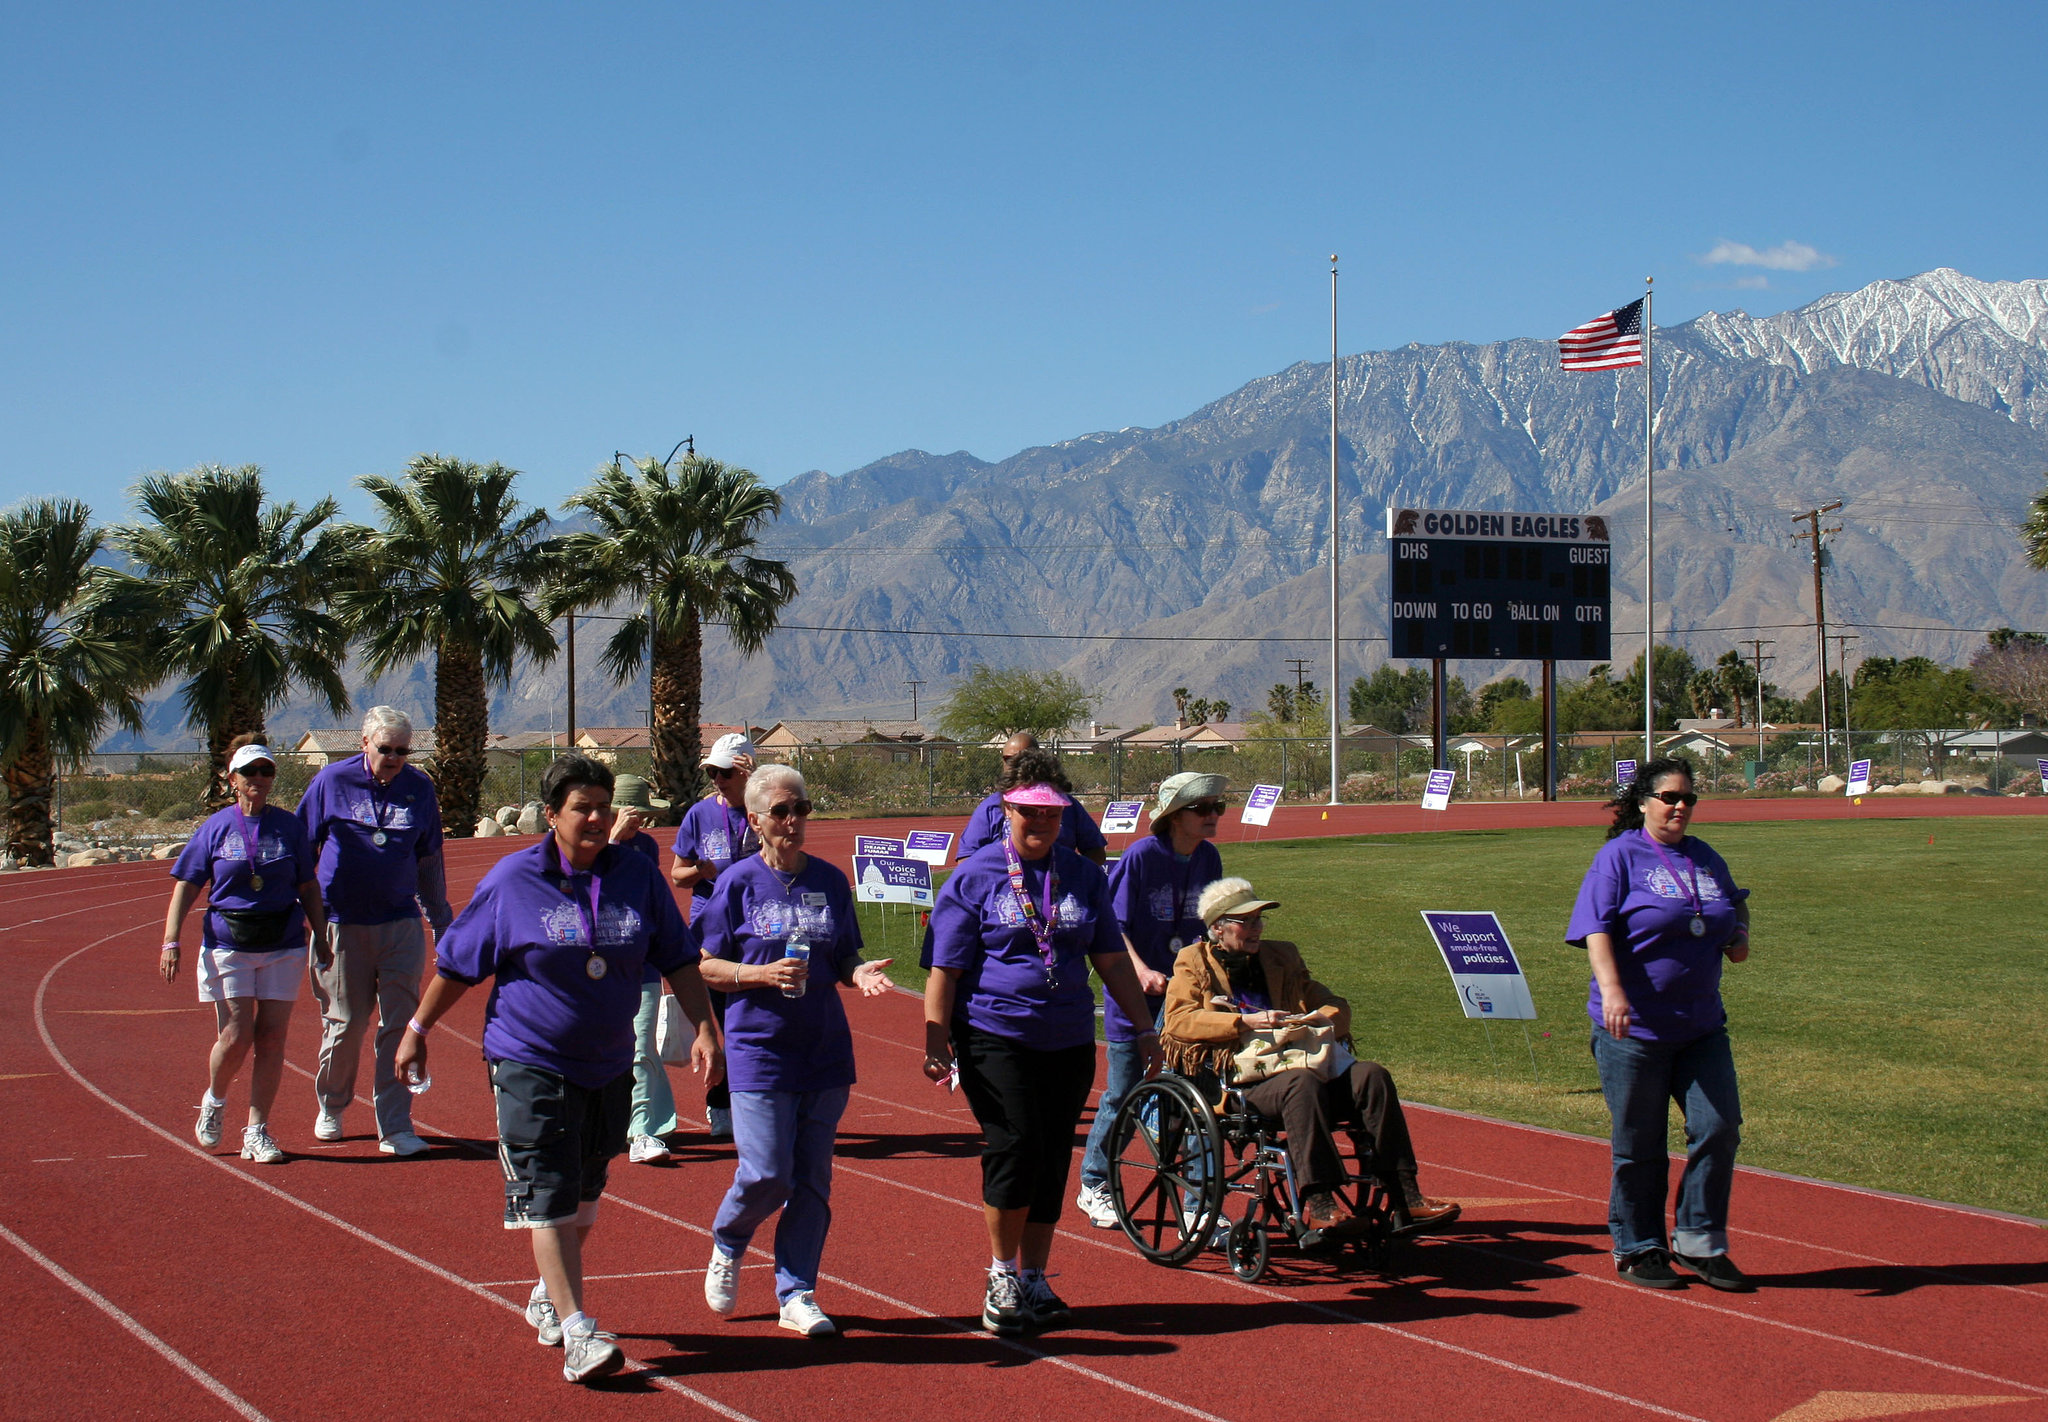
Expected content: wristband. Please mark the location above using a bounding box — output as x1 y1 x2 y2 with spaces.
161 942 180 953
1135 1028 1161 1040
407 1018 430 1036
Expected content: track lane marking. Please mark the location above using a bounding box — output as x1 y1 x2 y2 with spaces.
0 1217 271 1421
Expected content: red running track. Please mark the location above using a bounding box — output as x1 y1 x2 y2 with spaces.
4 811 2045 1422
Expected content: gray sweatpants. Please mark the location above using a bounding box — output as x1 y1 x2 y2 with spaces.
310 917 426 1140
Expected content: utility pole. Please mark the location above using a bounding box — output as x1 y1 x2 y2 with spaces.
905 679 926 723
1791 502 1843 772
564 612 576 757
1828 632 1859 766
1740 637 1774 770
1327 254 1341 806
1284 659 1313 696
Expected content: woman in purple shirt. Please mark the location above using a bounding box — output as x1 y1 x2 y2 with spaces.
923 758 1162 1337
160 737 326 1164
1567 756 1754 1294
693 763 894 1340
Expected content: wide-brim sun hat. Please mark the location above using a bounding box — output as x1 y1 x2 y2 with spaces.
1198 877 1281 927
612 774 652 810
701 733 755 769
1000 782 1072 808
1155 772 1227 820
228 744 277 775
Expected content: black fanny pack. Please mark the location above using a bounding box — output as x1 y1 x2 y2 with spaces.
213 907 297 949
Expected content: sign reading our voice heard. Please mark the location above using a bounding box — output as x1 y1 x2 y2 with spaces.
1240 784 1282 827
852 855 933 907
1847 759 1872 796
1385 506 1612 661
1099 801 1145 835
901 830 953 866
1418 911 1537 1020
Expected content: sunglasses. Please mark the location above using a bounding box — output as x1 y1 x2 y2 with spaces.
765 800 813 820
1649 789 1698 807
711 765 743 778
1186 800 1227 816
239 765 276 777
1010 804 1064 820
373 744 413 757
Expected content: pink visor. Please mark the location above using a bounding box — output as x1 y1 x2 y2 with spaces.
1001 783 1071 808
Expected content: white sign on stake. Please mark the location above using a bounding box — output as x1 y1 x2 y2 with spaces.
1240 784 1282 827
901 830 953 866
1847 759 1872 796
1615 758 1638 790
1099 801 1145 835
2038 758 2047 794
1418 911 1538 1019
852 835 906 860
852 855 933 907
1421 768 1455 811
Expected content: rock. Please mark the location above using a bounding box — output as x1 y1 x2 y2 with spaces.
1915 780 1948 794
1873 783 1898 794
474 816 504 837
67 849 115 867
516 802 544 835
1817 774 1846 793
1790 785 1811 793
495 805 520 827
0 854 17 871
152 842 185 859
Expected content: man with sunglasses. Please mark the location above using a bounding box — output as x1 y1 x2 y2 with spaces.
955 732 1107 866
669 733 758 1141
297 705 454 1157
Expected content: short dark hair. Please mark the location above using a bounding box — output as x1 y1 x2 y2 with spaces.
1603 755 1695 840
1000 747 1073 795
541 752 615 812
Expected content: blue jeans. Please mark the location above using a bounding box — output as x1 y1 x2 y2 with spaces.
1591 1025 1742 1260
712 1086 849 1302
629 980 678 1140
1080 1034 1150 1189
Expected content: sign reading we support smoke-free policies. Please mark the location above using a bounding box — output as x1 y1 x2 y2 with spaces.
1418 911 1538 1020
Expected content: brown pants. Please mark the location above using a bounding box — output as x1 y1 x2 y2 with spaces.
1239 1060 1420 1204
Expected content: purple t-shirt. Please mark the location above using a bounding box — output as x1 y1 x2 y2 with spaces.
1566 830 1748 1043
170 804 317 951
295 757 444 924
434 838 698 1087
1105 835 1223 1041
696 855 863 1093
956 793 1107 861
929 841 1120 1051
671 793 757 906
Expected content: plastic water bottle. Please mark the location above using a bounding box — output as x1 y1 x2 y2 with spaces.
405 1066 432 1095
782 937 810 999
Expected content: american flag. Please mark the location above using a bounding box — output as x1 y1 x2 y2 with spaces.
1559 297 1645 370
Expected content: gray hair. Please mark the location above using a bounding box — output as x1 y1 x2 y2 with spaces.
743 763 807 814
361 706 413 740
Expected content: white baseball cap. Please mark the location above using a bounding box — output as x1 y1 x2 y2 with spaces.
700 733 755 770
228 744 278 774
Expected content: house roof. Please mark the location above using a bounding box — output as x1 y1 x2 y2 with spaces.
756 720 938 745
292 728 437 754
488 730 573 751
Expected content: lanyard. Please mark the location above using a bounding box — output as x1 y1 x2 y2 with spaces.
367 773 395 834
553 843 610 976
1003 841 1062 987
239 809 265 862
1642 830 1705 923
719 797 754 861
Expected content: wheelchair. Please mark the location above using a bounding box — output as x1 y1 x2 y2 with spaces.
1105 1070 1397 1283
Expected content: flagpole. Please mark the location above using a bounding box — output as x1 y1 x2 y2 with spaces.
1642 276 1654 763
1328 254 1341 806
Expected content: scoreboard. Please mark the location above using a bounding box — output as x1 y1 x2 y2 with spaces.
1386 507 1612 661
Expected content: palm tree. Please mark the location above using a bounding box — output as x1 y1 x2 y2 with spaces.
0 500 155 863
333 455 555 835
544 453 797 804
2025 474 2048 570
110 465 354 803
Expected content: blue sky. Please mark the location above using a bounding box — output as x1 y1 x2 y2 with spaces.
4 2 2043 521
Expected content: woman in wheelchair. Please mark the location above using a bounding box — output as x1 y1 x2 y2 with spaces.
1160 878 1461 1239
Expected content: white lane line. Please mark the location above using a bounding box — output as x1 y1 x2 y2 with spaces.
107 1153 145 1159
35 930 764 1422
479 1268 720 1287
32 1157 74 1163
0 887 167 933
0 1216 271 1421
828 1063 2048 1405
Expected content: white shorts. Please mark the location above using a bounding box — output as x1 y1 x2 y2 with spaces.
196 944 303 1003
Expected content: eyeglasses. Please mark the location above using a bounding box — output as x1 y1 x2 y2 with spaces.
1649 790 1699 807
1215 913 1262 926
1186 800 1227 816
1010 805 1064 821
373 745 413 757
765 800 813 820
239 766 276 777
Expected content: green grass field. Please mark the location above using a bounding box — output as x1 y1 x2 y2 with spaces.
860 816 2048 1219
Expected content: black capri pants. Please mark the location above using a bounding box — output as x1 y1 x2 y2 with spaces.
953 1024 1097 1222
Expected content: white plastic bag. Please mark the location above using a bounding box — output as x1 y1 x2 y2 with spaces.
654 991 690 1065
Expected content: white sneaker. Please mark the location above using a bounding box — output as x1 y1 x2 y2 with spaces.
378 1130 428 1157
628 1134 670 1164
706 1106 733 1140
240 1124 285 1164
195 1096 225 1149
704 1246 740 1316
1076 1180 1118 1229
561 1322 623 1384
777 1290 836 1336
526 1283 563 1347
313 1108 344 1142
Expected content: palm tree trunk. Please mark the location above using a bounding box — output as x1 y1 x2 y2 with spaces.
434 638 488 837
209 671 270 808
5 716 55 865
650 611 704 807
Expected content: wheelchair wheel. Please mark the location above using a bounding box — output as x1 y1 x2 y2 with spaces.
1226 1213 1270 1283
1107 1074 1224 1266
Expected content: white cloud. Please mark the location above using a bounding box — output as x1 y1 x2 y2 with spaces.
1731 274 1770 290
1697 239 1838 272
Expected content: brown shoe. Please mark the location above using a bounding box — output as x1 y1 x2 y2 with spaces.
1302 1192 1353 1233
1394 1198 1462 1235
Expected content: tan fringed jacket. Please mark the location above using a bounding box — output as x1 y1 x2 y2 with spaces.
1159 937 1353 1080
